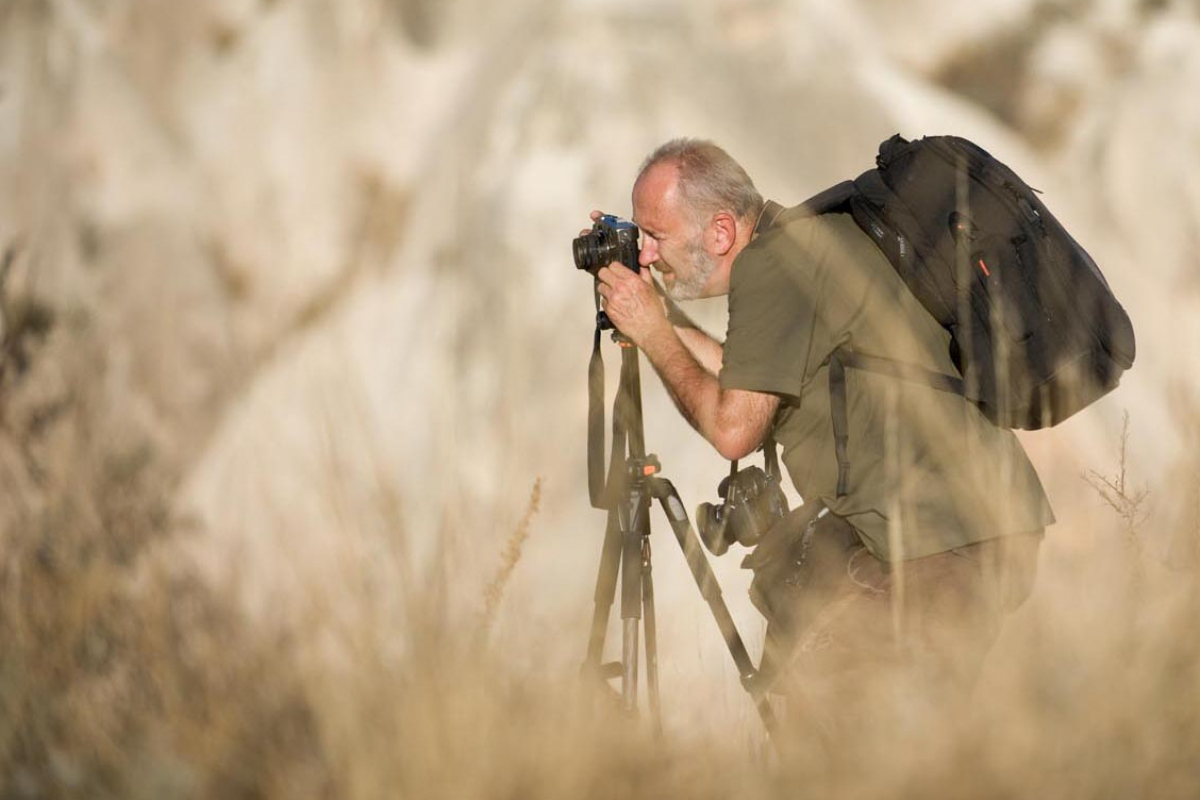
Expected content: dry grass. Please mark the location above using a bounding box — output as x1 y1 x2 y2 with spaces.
4 303 1200 798
4 333 1200 800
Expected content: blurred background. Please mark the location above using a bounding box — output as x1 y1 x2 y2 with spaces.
2 0 1199 797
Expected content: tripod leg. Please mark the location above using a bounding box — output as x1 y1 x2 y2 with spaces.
584 508 623 675
619 485 650 713
640 536 663 737
646 476 780 741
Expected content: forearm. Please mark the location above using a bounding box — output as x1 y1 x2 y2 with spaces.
676 325 724 377
659 289 724 376
640 327 725 446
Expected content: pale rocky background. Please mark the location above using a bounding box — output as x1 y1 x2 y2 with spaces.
3 0 1199 750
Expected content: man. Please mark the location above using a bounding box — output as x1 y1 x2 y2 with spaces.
594 138 1054 741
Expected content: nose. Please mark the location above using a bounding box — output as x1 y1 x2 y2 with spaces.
639 236 658 268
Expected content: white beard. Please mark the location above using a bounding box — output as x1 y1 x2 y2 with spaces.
666 239 718 301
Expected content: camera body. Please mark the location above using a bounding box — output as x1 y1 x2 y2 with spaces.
573 214 640 275
697 464 790 556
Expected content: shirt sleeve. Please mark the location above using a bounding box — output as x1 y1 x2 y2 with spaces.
719 242 826 397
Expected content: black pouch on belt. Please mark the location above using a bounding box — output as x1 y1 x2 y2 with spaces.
743 502 861 685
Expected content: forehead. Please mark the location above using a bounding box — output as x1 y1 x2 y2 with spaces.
632 161 687 234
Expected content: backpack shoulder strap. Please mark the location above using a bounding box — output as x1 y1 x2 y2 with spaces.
836 349 965 395
796 181 856 218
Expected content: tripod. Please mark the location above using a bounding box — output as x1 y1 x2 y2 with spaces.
580 314 778 740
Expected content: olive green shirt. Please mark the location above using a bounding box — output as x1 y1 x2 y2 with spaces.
720 202 1054 561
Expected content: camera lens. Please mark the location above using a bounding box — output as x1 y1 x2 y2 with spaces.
696 502 732 556
573 234 600 272
573 229 617 274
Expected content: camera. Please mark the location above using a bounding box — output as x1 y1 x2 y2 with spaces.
573 214 640 275
696 464 790 557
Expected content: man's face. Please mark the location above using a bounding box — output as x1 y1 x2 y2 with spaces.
632 163 717 301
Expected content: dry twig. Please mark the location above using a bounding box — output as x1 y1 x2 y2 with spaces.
1083 411 1151 532
1083 411 1151 595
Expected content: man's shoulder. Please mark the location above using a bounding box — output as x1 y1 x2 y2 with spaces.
736 208 862 283
730 233 790 294
760 204 863 251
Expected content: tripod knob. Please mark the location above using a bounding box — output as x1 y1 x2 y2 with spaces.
629 455 661 479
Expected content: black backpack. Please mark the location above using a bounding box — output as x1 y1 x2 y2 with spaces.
801 135 1136 496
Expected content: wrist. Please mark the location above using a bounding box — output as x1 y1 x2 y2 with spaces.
640 316 679 356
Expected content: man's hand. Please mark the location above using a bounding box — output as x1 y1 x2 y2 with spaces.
596 262 671 348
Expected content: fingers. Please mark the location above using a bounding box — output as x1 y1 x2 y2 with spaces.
597 262 649 301
581 210 603 236
602 261 636 280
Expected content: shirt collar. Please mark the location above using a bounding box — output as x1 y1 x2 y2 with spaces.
752 200 785 240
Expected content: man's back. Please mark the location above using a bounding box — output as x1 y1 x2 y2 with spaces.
721 206 1054 560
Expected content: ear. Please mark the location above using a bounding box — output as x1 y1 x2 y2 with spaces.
707 211 737 256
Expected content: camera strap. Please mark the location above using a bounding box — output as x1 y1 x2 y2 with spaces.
762 433 781 480
588 284 624 509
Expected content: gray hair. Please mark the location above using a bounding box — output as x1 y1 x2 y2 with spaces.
637 138 764 225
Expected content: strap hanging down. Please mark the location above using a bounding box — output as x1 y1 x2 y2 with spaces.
829 353 851 498
828 345 965 498
587 322 607 507
588 283 624 509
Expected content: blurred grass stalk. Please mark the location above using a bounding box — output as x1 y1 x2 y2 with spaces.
4 359 1200 798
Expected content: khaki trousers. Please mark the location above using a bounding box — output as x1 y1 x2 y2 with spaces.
777 529 1042 746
